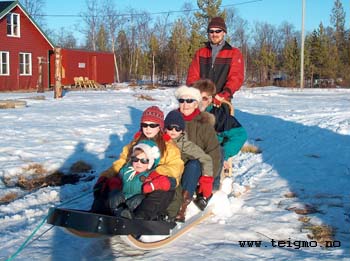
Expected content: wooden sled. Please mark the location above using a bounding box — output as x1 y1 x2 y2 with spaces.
47 206 213 250
120 208 213 250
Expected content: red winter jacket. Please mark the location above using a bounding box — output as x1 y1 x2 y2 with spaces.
186 41 244 96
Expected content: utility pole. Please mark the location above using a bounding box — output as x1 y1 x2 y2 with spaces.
300 0 305 88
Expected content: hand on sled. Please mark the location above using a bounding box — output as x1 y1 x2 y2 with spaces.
213 91 231 107
142 172 171 194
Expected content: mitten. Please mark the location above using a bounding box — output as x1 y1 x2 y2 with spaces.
213 90 231 106
107 176 122 191
93 176 109 198
198 176 214 198
143 174 171 194
143 171 161 183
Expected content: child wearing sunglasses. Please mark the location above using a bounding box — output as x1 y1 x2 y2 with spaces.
92 106 184 220
164 110 213 222
91 140 162 218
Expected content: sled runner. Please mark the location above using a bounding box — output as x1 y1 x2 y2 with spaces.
120 207 213 250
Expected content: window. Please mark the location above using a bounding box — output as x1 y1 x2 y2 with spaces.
0 52 10 75
19 53 32 75
7 13 20 37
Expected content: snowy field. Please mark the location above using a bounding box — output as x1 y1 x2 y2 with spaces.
0 86 349 261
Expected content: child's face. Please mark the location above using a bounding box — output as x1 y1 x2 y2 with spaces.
141 121 161 138
200 91 213 110
165 126 183 139
131 152 149 172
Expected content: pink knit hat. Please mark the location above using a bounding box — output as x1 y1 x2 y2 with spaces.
141 106 164 129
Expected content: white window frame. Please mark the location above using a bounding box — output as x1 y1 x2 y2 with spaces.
7 13 20 37
19 52 32 76
0 51 10 76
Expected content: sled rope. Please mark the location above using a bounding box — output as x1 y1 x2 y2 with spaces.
6 189 93 261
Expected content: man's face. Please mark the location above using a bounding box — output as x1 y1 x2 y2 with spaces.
208 27 225 45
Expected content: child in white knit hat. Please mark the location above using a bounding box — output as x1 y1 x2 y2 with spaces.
91 139 162 218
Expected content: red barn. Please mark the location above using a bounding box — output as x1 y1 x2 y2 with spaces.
0 1 115 92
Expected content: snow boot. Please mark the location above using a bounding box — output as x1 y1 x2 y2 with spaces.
193 193 212 211
175 190 192 223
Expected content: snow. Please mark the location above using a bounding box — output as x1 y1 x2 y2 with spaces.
0 86 349 260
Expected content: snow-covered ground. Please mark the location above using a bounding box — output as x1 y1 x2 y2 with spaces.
0 86 349 261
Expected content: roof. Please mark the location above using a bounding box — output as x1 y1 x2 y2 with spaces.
0 1 17 19
0 0 55 48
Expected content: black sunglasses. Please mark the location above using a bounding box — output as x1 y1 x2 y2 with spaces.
178 98 196 104
208 29 223 34
131 156 149 164
166 125 183 132
141 123 160 128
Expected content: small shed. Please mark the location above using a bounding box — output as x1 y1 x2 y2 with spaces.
49 48 115 87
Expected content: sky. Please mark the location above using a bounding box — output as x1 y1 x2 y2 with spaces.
41 0 350 42
0 85 349 260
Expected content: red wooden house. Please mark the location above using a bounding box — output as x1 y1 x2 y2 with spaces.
0 1 115 92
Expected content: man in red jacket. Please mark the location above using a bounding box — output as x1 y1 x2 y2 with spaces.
186 17 244 105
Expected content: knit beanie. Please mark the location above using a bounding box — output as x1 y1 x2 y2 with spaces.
174 85 202 103
133 139 161 169
141 106 164 129
208 16 227 33
164 110 185 131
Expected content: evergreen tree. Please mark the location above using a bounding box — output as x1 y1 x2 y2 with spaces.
194 0 226 36
168 19 190 82
96 24 108 51
282 37 299 84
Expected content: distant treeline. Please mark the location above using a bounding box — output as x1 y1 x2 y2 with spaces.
26 0 350 87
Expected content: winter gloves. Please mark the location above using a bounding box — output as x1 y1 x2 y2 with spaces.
198 175 214 198
142 171 173 194
213 90 231 106
93 176 122 198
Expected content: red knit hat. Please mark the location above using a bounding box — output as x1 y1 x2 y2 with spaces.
208 16 227 33
141 106 164 129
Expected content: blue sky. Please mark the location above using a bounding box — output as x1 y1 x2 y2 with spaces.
43 0 349 40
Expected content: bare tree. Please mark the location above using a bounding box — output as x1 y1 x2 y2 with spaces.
102 0 122 82
20 0 46 27
81 0 100 50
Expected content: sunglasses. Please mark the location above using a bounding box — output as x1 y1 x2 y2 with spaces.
141 123 159 128
166 125 183 132
208 29 223 34
131 156 149 164
201 96 211 101
178 98 196 104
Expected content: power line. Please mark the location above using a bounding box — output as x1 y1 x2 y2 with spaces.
37 0 263 18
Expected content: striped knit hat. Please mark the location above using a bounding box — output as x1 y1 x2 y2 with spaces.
141 106 164 129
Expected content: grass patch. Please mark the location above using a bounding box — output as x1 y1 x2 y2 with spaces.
133 94 156 101
306 224 335 246
241 144 262 154
0 192 19 204
287 204 318 214
69 160 92 173
284 192 297 198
